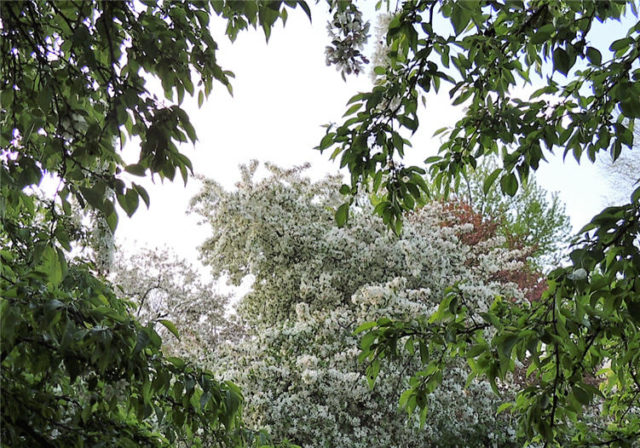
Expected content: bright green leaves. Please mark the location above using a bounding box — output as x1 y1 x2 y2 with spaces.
158 319 180 341
335 202 349 228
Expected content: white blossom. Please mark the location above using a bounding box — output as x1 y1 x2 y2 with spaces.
192 163 528 447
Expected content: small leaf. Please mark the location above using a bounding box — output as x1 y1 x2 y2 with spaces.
79 186 104 210
530 23 554 44
342 103 362 117
451 5 470 35
499 172 518 196
125 164 146 176
585 46 602 66
572 386 591 405
159 319 180 340
482 168 502 194
552 47 570 75
498 333 519 359
38 246 63 286
610 37 632 52
133 183 150 208
335 203 349 227
354 321 377 334
106 211 118 232
496 402 513 415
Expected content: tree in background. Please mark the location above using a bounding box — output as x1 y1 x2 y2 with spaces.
110 247 241 361
0 1 312 446
458 160 571 270
320 1 640 446
599 123 640 206
189 163 558 447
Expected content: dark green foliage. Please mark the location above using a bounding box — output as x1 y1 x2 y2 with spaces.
0 1 309 446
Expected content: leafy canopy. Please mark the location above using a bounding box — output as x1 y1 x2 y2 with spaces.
320 1 640 447
457 159 572 270
0 1 310 446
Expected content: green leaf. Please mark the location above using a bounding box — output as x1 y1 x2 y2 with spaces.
482 168 502 194
133 183 150 208
552 47 571 75
37 246 63 286
125 164 146 176
79 186 104 210
572 386 591 406
496 402 513 415
499 172 518 196
335 202 349 227
451 5 470 35
343 103 362 117
354 321 377 335
498 333 519 359
117 189 139 217
159 319 180 340
530 23 554 44
627 299 640 323
620 98 640 118
610 37 632 52
106 211 118 232
452 88 473 106
585 46 602 66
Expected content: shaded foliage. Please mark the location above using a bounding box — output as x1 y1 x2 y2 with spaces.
1 1 310 446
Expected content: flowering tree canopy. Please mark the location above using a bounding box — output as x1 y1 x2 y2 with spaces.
191 163 551 447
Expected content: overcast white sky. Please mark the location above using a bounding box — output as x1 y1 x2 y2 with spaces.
116 4 619 265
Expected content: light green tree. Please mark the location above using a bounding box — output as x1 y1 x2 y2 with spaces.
458 160 571 270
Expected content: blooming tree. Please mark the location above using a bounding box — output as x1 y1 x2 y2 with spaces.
110 247 241 361
190 163 549 447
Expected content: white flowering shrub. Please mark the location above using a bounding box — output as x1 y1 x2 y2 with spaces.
191 163 538 447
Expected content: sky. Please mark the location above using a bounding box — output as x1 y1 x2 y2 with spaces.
116 3 622 267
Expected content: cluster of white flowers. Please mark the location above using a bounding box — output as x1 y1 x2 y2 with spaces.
193 164 527 447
